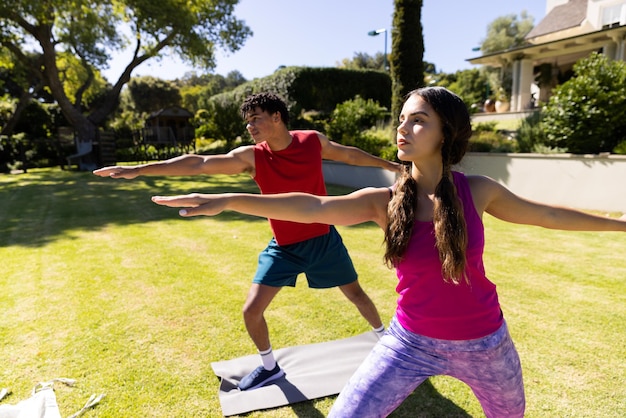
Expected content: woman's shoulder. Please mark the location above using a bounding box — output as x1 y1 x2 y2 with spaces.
458 172 498 188
463 174 509 215
464 174 504 196
452 171 495 191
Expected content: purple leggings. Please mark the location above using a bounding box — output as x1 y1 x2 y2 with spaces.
328 317 525 418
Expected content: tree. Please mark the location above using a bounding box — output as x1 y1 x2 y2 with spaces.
0 50 48 136
480 12 534 54
542 52 626 154
480 12 534 100
436 68 491 113
224 70 247 90
338 52 387 71
127 76 182 114
177 71 246 115
390 0 425 119
0 0 251 157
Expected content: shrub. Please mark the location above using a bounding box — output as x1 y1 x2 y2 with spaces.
542 53 626 154
367 123 398 161
196 97 248 149
613 140 626 155
191 69 396 158
440 68 491 114
516 111 546 152
469 129 516 153
199 67 391 135
0 134 20 173
472 121 498 134
298 110 328 132
324 96 391 156
467 122 515 153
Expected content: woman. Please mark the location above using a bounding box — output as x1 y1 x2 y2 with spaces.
152 87 626 417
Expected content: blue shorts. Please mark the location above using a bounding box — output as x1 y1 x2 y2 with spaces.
253 226 358 288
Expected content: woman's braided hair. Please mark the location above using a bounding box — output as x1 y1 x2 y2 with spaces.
384 87 472 283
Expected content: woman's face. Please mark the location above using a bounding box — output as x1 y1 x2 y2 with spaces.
396 94 444 163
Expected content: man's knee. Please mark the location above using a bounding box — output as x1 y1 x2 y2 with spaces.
243 284 280 318
242 301 261 319
340 281 368 302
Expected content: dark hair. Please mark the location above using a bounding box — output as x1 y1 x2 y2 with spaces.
384 87 472 283
240 92 290 125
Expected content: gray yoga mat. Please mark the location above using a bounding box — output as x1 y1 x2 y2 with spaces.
211 332 378 416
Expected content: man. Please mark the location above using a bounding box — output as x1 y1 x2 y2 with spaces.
94 92 400 390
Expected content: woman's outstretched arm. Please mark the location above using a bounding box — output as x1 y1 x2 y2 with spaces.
152 187 392 229
469 175 626 232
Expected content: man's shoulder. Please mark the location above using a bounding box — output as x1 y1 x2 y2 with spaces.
230 144 257 155
290 130 320 139
290 130 325 151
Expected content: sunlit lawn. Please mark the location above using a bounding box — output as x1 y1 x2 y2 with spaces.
1 168 624 417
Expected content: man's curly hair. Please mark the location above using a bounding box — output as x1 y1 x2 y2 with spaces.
240 92 289 125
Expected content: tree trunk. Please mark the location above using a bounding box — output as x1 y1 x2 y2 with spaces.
4 9 175 146
73 119 98 144
1 90 32 137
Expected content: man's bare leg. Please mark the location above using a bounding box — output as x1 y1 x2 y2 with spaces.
242 283 282 351
238 283 285 390
338 280 384 330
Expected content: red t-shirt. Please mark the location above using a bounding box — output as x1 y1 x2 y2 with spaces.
253 130 330 245
394 171 503 340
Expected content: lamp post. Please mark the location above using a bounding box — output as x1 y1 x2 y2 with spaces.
367 28 388 71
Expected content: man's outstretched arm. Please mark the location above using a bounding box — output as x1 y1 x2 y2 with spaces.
93 146 256 179
317 132 401 173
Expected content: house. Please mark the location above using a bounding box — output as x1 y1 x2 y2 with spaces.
140 106 195 154
468 0 626 113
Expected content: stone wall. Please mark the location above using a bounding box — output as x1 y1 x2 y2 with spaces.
323 153 626 212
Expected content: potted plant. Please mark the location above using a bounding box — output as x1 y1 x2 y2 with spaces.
487 70 511 113
494 87 510 113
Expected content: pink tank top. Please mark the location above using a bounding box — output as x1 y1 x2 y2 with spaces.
394 171 503 340
253 130 330 245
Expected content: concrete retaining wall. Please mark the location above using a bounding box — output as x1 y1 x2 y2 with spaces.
322 160 397 189
323 153 626 212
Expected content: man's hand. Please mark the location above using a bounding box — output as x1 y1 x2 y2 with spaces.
388 161 403 174
93 166 140 179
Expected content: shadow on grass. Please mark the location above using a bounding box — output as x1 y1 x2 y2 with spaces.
390 379 474 417
0 169 267 248
0 169 377 248
247 379 472 417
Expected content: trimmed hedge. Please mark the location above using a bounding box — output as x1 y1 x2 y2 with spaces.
206 66 392 126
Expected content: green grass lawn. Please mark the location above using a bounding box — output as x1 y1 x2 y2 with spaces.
1 168 624 417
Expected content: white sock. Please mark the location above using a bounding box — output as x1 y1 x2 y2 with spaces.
373 325 386 338
259 346 276 370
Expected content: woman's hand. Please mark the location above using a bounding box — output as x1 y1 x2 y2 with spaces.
152 194 228 217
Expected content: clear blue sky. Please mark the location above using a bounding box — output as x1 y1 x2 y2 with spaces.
103 0 546 81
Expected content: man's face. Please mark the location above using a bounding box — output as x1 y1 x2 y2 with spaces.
244 107 278 143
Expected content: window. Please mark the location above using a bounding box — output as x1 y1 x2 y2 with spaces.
601 3 626 28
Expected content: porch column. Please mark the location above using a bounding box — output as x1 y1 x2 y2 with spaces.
603 41 617 60
512 58 533 112
518 59 534 110
511 60 520 111
611 35 626 61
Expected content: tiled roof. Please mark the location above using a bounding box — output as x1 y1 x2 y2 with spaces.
525 0 588 40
